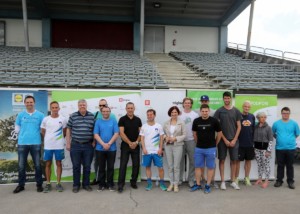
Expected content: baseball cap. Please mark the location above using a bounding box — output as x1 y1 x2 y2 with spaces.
200 95 209 101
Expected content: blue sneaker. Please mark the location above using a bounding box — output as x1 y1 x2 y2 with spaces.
204 184 211 194
159 182 167 191
145 183 153 191
190 184 202 192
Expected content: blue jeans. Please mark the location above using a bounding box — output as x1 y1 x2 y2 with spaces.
18 144 43 187
70 143 94 187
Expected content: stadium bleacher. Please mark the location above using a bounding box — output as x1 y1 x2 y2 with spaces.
1 46 299 90
169 51 300 90
0 47 168 89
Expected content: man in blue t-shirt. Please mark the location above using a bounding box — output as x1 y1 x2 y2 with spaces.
237 101 255 186
272 107 300 189
13 95 44 194
94 106 119 191
91 99 117 186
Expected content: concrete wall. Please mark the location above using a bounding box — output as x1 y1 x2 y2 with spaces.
0 18 42 47
165 25 218 53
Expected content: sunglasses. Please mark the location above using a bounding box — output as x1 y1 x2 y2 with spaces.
99 105 107 107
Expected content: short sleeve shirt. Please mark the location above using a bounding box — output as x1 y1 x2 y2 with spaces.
238 113 255 147
192 116 221 148
94 118 119 151
118 115 142 143
41 115 67 149
272 119 300 150
67 111 94 143
140 123 164 154
15 110 44 145
214 106 242 140
179 111 199 141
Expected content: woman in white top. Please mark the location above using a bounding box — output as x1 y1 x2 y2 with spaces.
163 106 186 192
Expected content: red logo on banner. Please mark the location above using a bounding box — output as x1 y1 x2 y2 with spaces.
145 100 150 105
119 98 123 102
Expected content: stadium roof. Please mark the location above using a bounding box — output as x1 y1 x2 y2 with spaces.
0 0 251 26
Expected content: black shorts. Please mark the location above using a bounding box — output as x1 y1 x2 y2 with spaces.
238 147 255 161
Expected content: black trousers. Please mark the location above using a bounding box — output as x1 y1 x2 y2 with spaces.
276 149 295 183
118 143 140 188
96 150 116 187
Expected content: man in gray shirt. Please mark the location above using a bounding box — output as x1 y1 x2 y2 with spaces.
214 92 242 190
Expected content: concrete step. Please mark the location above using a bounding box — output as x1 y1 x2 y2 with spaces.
145 53 222 89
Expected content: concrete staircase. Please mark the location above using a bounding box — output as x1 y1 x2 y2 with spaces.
145 53 219 89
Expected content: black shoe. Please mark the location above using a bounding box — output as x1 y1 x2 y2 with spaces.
13 186 24 194
288 182 295 189
131 183 138 189
90 179 99 186
72 186 80 193
37 186 44 192
97 186 105 192
118 187 123 193
108 186 116 192
83 185 93 192
274 181 283 187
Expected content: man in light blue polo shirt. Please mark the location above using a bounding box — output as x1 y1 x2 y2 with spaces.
13 95 44 194
273 107 300 189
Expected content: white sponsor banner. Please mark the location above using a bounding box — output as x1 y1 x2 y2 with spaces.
140 89 186 180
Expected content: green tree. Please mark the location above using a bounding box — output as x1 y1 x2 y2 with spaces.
0 115 18 152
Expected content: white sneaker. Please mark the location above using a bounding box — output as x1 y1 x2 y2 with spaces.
230 182 240 190
212 182 219 189
220 181 226 190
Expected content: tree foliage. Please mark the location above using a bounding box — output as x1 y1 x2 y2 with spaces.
0 115 18 152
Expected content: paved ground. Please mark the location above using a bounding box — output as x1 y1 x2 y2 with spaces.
1 163 300 214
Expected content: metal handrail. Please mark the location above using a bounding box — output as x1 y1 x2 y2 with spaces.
228 42 300 62
228 42 238 49
265 48 284 59
250 45 264 54
237 44 246 51
283 51 300 62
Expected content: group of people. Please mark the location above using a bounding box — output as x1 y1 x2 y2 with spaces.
12 92 299 195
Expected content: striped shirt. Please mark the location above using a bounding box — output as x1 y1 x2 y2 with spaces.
67 111 94 143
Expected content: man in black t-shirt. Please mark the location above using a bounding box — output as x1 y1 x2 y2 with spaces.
117 102 142 193
190 104 222 194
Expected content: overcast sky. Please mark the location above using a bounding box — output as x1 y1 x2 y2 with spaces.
228 0 300 54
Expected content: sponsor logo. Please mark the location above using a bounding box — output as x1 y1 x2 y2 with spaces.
12 93 33 106
172 101 183 105
145 100 150 105
119 98 130 102
14 94 23 103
